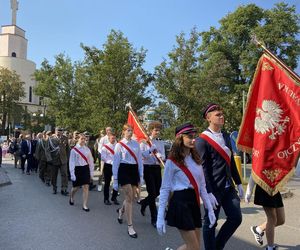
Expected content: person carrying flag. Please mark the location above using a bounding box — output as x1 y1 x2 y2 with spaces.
140 121 166 228
195 103 244 250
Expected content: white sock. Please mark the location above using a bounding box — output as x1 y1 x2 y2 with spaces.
256 226 263 234
267 246 274 250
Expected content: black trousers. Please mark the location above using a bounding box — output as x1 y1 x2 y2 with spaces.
21 155 33 173
141 164 162 221
103 163 118 201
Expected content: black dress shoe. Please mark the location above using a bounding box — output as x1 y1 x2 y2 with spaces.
89 184 96 191
117 208 123 224
61 190 69 196
104 200 112 205
69 198 74 206
151 220 157 228
82 207 90 212
111 199 120 205
53 189 57 194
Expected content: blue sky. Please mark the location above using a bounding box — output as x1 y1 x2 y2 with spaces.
0 0 299 73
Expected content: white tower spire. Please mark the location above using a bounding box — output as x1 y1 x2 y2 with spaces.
11 0 19 25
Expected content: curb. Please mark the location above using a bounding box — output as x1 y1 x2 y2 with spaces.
0 168 12 187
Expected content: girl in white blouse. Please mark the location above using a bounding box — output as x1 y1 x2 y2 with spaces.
69 134 94 212
112 124 143 238
156 122 216 250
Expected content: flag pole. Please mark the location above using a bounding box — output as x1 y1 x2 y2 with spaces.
252 35 300 82
125 103 165 167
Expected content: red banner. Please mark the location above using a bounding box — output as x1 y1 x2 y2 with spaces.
237 53 300 196
127 109 148 142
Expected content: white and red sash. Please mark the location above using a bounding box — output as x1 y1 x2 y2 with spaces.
103 144 115 155
73 147 89 165
118 141 138 164
200 131 231 167
169 158 201 207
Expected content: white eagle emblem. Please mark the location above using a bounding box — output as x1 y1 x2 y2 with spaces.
254 100 290 140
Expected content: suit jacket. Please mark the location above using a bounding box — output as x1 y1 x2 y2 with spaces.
195 130 242 202
35 139 52 162
20 140 29 156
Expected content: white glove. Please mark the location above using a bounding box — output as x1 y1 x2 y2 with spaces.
245 175 255 203
208 193 219 210
71 174 76 182
208 210 216 228
155 152 162 158
156 217 166 235
237 184 244 199
113 179 118 191
149 144 157 153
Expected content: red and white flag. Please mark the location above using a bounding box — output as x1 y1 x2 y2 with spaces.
127 109 148 143
237 53 300 196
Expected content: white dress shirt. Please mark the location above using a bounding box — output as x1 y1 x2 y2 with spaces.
101 142 116 165
69 144 94 177
112 138 143 180
98 135 109 153
157 155 213 220
140 137 166 165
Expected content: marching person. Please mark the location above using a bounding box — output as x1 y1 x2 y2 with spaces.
195 103 243 250
20 134 33 175
100 131 119 205
48 127 69 195
69 133 94 212
245 175 285 250
35 132 52 185
97 127 112 192
113 124 143 238
140 121 165 228
156 122 216 250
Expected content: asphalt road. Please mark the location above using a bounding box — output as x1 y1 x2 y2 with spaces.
1 159 299 250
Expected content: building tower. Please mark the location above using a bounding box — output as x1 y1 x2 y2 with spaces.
0 0 41 130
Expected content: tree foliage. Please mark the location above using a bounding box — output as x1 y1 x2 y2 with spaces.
0 67 25 134
155 2 300 132
34 30 152 134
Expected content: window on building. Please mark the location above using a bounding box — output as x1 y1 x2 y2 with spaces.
39 96 43 106
29 86 32 103
11 52 16 57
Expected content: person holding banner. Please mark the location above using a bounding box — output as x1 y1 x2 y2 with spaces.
156 122 215 250
112 124 143 238
100 131 119 205
140 121 166 228
245 174 284 250
69 134 94 212
195 103 243 250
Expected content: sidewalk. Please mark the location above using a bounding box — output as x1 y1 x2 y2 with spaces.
1 157 299 249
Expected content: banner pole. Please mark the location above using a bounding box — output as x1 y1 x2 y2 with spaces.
125 103 165 167
252 35 300 82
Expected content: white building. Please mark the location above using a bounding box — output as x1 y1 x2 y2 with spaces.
0 1 42 129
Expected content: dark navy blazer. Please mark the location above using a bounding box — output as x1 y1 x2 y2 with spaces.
195 130 242 202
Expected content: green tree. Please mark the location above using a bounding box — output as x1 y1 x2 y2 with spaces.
155 3 300 132
34 30 152 134
0 67 25 134
80 30 152 134
34 54 85 130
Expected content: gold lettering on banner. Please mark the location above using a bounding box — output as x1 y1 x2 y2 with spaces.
277 137 300 159
263 169 281 182
262 62 274 71
278 82 300 106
